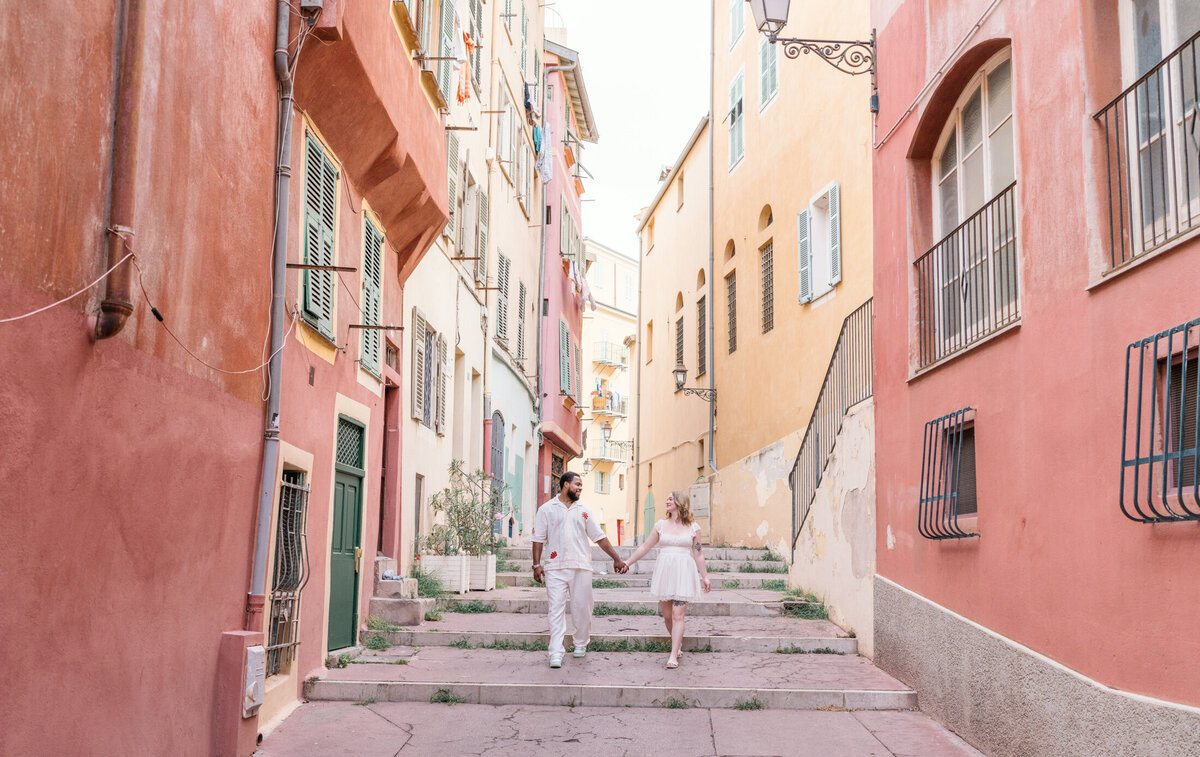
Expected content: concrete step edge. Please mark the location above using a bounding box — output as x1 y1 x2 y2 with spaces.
376 630 858 654
304 679 916 711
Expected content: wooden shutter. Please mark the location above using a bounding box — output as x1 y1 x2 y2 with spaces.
559 320 569 392
828 183 842 285
470 0 483 86
435 333 448 435
760 40 771 103
517 282 527 361
505 0 512 31
303 135 336 337
445 133 459 239
361 219 384 377
697 295 707 375
520 3 528 75
438 0 455 103
575 338 582 403
497 253 511 343
797 208 812 303
675 318 684 366
728 76 743 167
411 308 427 420
475 190 489 283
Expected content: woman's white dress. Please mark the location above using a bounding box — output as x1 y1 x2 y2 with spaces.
649 520 703 602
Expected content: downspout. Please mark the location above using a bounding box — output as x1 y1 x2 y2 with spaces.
247 0 297 629
707 0 717 481
632 232 644 544
90 0 146 341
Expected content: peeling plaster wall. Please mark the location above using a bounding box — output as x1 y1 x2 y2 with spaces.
790 400 876 657
711 435 797 553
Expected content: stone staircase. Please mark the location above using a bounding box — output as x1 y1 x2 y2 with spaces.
365 557 434 627
308 546 917 712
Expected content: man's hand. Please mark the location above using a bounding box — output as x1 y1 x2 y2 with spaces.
533 565 545 584
613 559 628 574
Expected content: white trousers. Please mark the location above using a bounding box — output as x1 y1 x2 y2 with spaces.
546 568 593 656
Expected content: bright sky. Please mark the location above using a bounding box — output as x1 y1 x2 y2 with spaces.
548 0 712 258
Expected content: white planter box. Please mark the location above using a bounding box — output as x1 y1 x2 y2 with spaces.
468 554 497 591
420 555 470 594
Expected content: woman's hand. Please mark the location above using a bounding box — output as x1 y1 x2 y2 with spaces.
702 576 711 593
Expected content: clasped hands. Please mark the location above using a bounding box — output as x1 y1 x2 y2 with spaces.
612 559 629 574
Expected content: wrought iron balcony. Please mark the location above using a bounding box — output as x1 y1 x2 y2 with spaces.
592 341 629 368
588 439 629 463
590 397 628 417
1095 29 1200 270
915 182 1019 369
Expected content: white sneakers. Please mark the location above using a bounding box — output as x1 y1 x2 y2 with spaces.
549 654 563 668
573 645 587 658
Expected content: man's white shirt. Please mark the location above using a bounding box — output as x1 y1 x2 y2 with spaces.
531 496 605 571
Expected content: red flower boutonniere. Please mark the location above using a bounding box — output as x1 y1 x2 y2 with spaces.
550 551 558 559
582 512 589 520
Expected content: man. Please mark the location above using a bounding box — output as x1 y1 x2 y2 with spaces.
531 471 627 668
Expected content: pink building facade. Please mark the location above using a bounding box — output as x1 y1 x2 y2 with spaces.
536 40 598 500
871 0 1200 752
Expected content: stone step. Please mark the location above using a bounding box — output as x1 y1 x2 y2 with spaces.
506 558 788 574
367 597 434 627
378 628 856 654
436 587 783 617
304 648 915 711
503 545 783 562
373 576 418 599
495 571 793 590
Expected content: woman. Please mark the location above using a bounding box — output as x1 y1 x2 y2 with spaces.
624 490 711 668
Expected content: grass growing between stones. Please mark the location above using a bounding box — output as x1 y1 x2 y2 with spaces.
593 604 658 616
722 578 741 589
781 589 829 620
660 697 691 709
354 698 376 706
592 578 623 589
738 563 789 574
412 568 446 598
363 633 390 651
366 616 401 632
776 646 843 655
708 565 730 573
495 557 520 573
733 696 766 710
443 600 497 614
424 610 443 622
325 653 352 669
430 688 464 705
760 547 785 563
484 638 549 651
448 638 474 649
760 579 788 591
586 638 672 653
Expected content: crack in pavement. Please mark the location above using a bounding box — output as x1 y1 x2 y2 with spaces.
361 705 414 756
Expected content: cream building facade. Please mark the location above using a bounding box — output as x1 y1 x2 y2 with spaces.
633 117 713 545
579 238 638 544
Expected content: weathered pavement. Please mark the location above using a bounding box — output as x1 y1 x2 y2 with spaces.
258 546 981 755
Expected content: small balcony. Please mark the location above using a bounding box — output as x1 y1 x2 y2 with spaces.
1095 29 1200 270
915 182 1020 369
592 341 629 369
588 440 629 463
590 396 628 418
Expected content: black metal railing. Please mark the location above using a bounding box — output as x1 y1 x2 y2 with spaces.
1120 317 1200 523
789 299 873 548
918 408 979 540
915 182 1019 369
1095 29 1200 270
266 474 311 677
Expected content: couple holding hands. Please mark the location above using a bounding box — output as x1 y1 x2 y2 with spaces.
531 471 712 669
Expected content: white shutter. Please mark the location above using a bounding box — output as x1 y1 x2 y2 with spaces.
760 39 770 103
559 320 569 392
575 338 582 403
729 0 743 47
797 208 813 303
435 334 448 435
438 0 455 102
517 282 527 361
411 308 427 420
497 253 511 343
444 133 459 239
828 183 842 285
475 190 489 283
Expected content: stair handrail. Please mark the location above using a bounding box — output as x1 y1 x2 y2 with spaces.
789 299 874 549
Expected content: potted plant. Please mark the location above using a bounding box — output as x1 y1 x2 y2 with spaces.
419 460 505 592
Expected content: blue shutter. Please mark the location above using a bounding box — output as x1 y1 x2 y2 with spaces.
797 208 812 303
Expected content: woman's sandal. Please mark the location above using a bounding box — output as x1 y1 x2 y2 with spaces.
666 658 679 669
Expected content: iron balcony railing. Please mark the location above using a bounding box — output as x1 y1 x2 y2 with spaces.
915 182 1020 369
588 439 629 463
591 397 628 417
918 408 979 540
592 341 629 368
789 299 873 548
1120 317 1199 523
1095 29 1200 270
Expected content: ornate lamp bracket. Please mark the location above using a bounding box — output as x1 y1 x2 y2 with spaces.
769 29 878 111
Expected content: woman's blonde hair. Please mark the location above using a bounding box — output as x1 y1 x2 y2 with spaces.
670 490 694 526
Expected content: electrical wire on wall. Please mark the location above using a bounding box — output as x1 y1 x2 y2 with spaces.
0 250 133 324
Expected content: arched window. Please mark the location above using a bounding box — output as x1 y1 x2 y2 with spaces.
758 204 774 231
724 240 736 261
674 292 684 312
696 269 706 288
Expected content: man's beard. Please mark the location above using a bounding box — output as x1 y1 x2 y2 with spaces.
566 488 580 502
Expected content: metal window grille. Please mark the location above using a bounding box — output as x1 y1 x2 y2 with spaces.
697 296 707 375
267 470 310 677
760 242 774 333
336 417 365 470
788 300 873 544
1120 317 1200 522
675 318 684 367
915 182 1019 368
917 408 979 540
1094 29 1200 271
726 272 737 353
551 453 564 496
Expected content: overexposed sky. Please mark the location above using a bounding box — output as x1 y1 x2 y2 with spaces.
549 1 712 258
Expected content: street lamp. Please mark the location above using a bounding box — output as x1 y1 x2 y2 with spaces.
602 420 613 442
583 459 592 475
673 361 717 411
748 0 878 111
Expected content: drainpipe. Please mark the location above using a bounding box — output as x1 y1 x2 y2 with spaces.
707 0 717 481
89 0 146 341
632 232 644 544
246 0 297 629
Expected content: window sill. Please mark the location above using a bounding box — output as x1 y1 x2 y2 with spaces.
907 320 1022 383
300 317 337 348
728 155 745 175
1087 225 1200 292
759 92 778 116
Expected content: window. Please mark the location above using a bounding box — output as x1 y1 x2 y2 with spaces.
360 219 384 378
468 0 484 88
444 132 459 240
504 0 512 33
497 86 512 174
726 272 737 353
729 0 744 48
677 170 685 209
918 408 979 539
675 318 685 371
411 308 448 433
437 0 456 103
1096 1 1200 267
1120 318 1200 522
797 182 842 304
517 282 527 363
619 474 625 491
301 135 337 339
697 296 707 376
551 452 565 496
266 469 310 677
575 337 583 405
520 2 528 77
759 37 779 108
760 241 774 334
595 471 610 494
623 272 634 302
917 54 1019 368
645 320 653 363
728 72 745 169
475 190 489 284
648 461 653 487
559 320 571 395
497 253 511 344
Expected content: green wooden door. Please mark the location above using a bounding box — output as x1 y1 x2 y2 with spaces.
328 471 363 650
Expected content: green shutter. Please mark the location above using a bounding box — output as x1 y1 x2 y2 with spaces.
303 135 336 338
361 219 383 378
